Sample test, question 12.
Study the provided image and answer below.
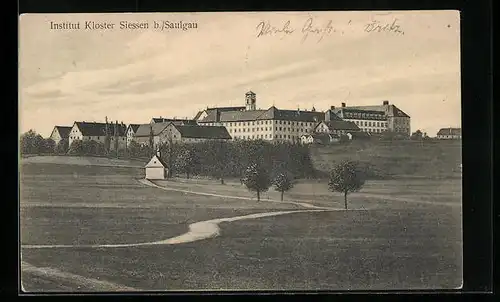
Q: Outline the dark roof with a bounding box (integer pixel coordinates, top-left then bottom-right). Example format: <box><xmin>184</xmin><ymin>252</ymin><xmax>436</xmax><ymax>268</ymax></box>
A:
<box><xmin>53</xmin><ymin>126</ymin><xmax>72</xmax><ymax>138</ymax></box>
<box><xmin>175</xmin><ymin>125</ymin><xmax>231</xmax><ymax>139</ymax></box>
<box><xmin>437</xmin><ymin>128</ymin><xmax>461</xmax><ymax>136</ymax></box>
<box><xmin>198</xmin><ymin>106</ymin><xmax>325</xmax><ymax>123</ymax></box>
<box><xmin>151</xmin><ymin>118</ymin><xmax>197</xmax><ymax>125</ymax></box>
<box><xmin>135</xmin><ymin>123</ymin><xmax>168</xmax><ymax>137</ymax></box>
<box><xmin>127</xmin><ymin>124</ymin><xmax>141</xmax><ymax>133</ymax></box>
<box><xmin>206</xmin><ymin>106</ymin><xmax>246</xmax><ymax>111</ymax></box>
<box><xmin>348</xmin><ymin>131</ymin><xmax>371</xmax><ymax>138</ymax></box>
<box><xmin>342</xmin><ymin>104</ymin><xmax>410</xmax><ymax>118</ymax></box>
<box><xmin>74</xmin><ymin>122</ymin><xmax>127</xmax><ymax>136</ymax></box>
<box><xmin>319</xmin><ymin>120</ymin><xmax>360</xmax><ymax>131</ymax></box>
<box><xmin>308</xmin><ymin>133</ymin><xmax>339</xmax><ymax>144</ymax></box>
<box><xmin>334</xmin><ymin>108</ymin><xmax>387</xmax><ymax>121</ymax></box>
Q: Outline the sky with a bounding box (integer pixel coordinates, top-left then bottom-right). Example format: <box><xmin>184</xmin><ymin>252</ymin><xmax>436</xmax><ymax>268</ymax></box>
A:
<box><xmin>19</xmin><ymin>11</ymin><xmax>461</xmax><ymax>137</ymax></box>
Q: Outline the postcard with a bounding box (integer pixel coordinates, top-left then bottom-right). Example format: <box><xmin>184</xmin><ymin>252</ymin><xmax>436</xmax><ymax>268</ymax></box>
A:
<box><xmin>19</xmin><ymin>11</ymin><xmax>462</xmax><ymax>292</ymax></box>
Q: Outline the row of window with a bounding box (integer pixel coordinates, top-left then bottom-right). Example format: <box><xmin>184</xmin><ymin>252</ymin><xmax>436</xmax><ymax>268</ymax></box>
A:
<box><xmin>233</xmin><ymin>134</ymin><xmax>301</xmax><ymax>140</ymax></box>
<box><xmin>361</xmin><ymin>128</ymin><xmax>385</xmax><ymax>133</ymax></box>
<box><xmin>353</xmin><ymin>120</ymin><xmax>388</xmax><ymax>127</ymax></box>
<box><xmin>344</xmin><ymin>112</ymin><xmax>384</xmax><ymax>119</ymax></box>
<box><xmin>205</xmin><ymin>120</ymin><xmax>316</xmax><ymax>127</ymax></box>
<box><xmin>229</xmin><ymin>127</ymin><xmax>311</xmax><ymax>133</ymax></box>
<box><xmin>70</xmin><ymin>136</ymin><xmax>126</xmax><ymax>141</ymax></box>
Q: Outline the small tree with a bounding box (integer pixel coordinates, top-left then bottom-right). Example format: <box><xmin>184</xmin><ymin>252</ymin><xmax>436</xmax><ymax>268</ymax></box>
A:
<box><xmin>411</xmin><ymin>130</ymin><xmax>424</xmax><ymax>140</ymax></box>
<box><xmin>175</xmin><ymin>148</ymin><xmax>198</xmax><ymax>179</ymax></box>
<box><xmin>128</xmin><ymin>141</ymin><xmax>141</xmax><ymax>158</ymax></box>
<box><xmin>273</xmin><ymin>172</ymin><xmax>294</xmax><ymax>201</ymax></box>
<box><xmin>242</xmin><ymin>163</ymin><xmax>271</xmax><ymax>202</ymax></box>
<box><xmin>114</xmin><ymin>121</ymin><xmax>119</xmax><ymax>158</ymax></box>
<box><xmin>20</xmin><ymin>130</ymin><xmax>44</xmax><ymax>155</ymax></box>
<box><xmin>42</xmin><ymin>138</ymin><xmax>56</xmax><ymax>154</ymax></box>
<box><xmin>148</xmin><ymin>124</ymin><xmax>155</xmax><ymax>157</ymax></box>
<box><xmin>56</xmin><ymin>138</ymin><xmax>69</xmax><ymax>154</ymax></box>
<box><xmin>68</xmin><ymin>140</ymin><xmax>84</xmax><ymax>155</ymax></box>
<box><xmin>104</xmin><ymin>116</ymin><xmax>111</xmax><ymax>154</ymax></box>
<box><xmin>328</xmin><ymin>160</ymin><xmax>366</xmax><ymax>210</ymax></box>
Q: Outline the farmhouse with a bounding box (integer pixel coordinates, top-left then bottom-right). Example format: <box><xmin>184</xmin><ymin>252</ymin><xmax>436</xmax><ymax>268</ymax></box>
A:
<box><xmin>162</xmin><ymin>123</ymin><xmax>232</xmax><ymax>143</ymax></box>
<box><xmin>313</xmin><ymin>120</ymin><xmax>360</xmax><ymax>135</ymax></box>
<box><xmin>49</xmin><ymin>126</ymin><xmax>72</xmax><ymax>145</ymax></box>
<box><xmin>436</xmin><ymin>127</ymin><xmax>461</xmax><ymax>140</ymax></box>
<box><xmin>145</xmin><ymin>153</ymin><xmax>168</xmax><ymax>180</ymax></box>
<box><xmin>332</xmin><ymin>101</ymin><xmax>411</xmax><ymax>136</ymax></box>
<box><xmin>132</xmin><ymin>122</ymin><xmax>231</xmax><ymax>148</ymax></box>
<box><xmin>195</xmin><ymin>91</ymin><xmax>325</xmax><ymax>143</ymax></box>
<box><xmin>126</xmin><ymin>124</ymin><xmax>141</xmax><ymax>146</ymax></box>
<box><xmin>68</xmin><ymin>121</ymin><xmax>127</xmax><ymax>149</ymax></box>
<box><xmin>301</xmin><ymin>133</ymin><xmax>341</xmax><ymax>145</ymax></box>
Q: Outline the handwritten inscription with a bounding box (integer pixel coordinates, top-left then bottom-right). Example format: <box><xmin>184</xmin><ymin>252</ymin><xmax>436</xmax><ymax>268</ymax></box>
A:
<box><xmin>255</xmin><ymin>17</ymin><xmax>405</xmax><ymax>42</ymax></box>
<box><xmin>301</xmin><ymin>18</ymin><xmax>334</xmax><ymax>43</ymax></box>
<box><xmin>256</xmin><ymin>20</ymin><xmax>295</xmax><ymax>39</ymax></box>
<box><xmin>364</xmin><ymin>18</ymin><xmax>404</xmax><ymax>35</ymax></box>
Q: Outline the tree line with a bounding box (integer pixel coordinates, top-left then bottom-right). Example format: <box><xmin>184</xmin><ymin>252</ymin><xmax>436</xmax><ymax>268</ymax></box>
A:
<box><xmin>240</xmin><ymin>159</ymin><xmax>365</xmax><ymax>209</ymax></box>
<box><xmin>156</xmin><ymin>139</ymin><xmax>318</xmax><ymax>183</ymax></box>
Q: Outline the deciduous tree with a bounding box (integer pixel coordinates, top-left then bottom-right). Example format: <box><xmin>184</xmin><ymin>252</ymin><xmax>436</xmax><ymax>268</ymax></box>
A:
<box><xmin>328</xmin><ymin>160</ymin><xmax>366</xmax><ymax>210</ymax></box>
<box><xmin>175</xmin><ymin>148</ymin><xmax>198</xmax><ymax>179</ymax></box>
<box><xmin>273</xmin><ymin>172</ymin><xmax>294</xmax><ymax>201</ymax></box>
<box><xmin>242</xmin><ymin>163</ymin><xmax>271</xmax><ymax>202</ymax></box>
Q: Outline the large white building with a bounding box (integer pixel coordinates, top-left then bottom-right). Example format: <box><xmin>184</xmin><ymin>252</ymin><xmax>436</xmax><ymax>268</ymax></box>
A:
<box><xmin>194</xmin><ymin>91</ymin><xmax>325</xmax><ymax>143</ymax></box>
<box><xmin>332</xmin><ymin>101</ymin><xmax>411</xmax><ymax>136</ymax></box>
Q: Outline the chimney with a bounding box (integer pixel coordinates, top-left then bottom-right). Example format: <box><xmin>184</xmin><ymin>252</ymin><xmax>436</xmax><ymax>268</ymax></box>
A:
<box><xmin>383</xmin><ymin>100</ymin><xmax>389</xmax><ymax>105</ymax></box>
<box><xmin>330</xmin><ymin>106</ymin><xmax>335</xmax><ymax>110</ymax></box>
<box><xmin>341</xmin><ymin>102</ymin><xmax>346</xmax><ymax>108</ymax></box>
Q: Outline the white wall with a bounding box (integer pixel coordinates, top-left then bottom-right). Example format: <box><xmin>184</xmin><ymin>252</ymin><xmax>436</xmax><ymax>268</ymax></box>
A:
<box><xmin>146</xmin><ymin>167</ymin><xmax>165</xmax><ymax>180</ymax></box>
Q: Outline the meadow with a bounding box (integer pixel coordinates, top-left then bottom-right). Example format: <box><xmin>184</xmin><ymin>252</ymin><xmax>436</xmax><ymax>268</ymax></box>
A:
<box><xmin>20</xmin><ymin>159</ymin><xmax>462</xmax><ymax>291</ymax></box>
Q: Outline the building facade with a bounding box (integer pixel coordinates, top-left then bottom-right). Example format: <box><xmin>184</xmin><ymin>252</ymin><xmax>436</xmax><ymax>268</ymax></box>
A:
<box><xmin>126</xmin><ymin>124</ymin><xmax>141</xmax><ymax>146</ymax></box>
<box><xmin>301</xmin><ymin>133</ymin><xmax>341</xmax><ymax>145</ymax></box>
<box><xmin>313</xmin><ymin>119</ymin><xmax>360</xmax><ymax>135</ymax></box>
<box><xmin>49</xmin><ymin>126</ymin><xmax>72</xmax><ymax>145</ymax></box>
<box><xmin>132</xmin><ymin>122</ymin><xmax>231</xmax><ymax>148</ymax></box>
<box><xmin>333</xmin><ymin>101</ymin><xmax>411</xmax><ymax>136</ymax></box>
<box><xmin>194</xmin><ymin>91</ymin><xmax>325</xmax><ymax>143</ymax></box>
<box><xmin>68</xmin><ymin>121</ymin><xmax>127</xmax><ymax>149</ymax></box>
<box><xmin>436</xmin><ymin>127</ymin><xmax>461</xmax><ymax>139</ymax></box>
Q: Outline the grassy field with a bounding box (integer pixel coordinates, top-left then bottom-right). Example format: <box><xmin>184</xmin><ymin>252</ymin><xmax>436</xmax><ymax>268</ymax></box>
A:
<box><xmin>21</xmin><ymin>208</ymin><xmax>462</xmax><ymax>291</ymax></box>
<box><xmin>309</xmin><ymin>139</ymin><xmax>462</xmax><ymax>178</ymax></box>
<box><xmin>20</xmin><ymin>159</ymin><xmax>463</xmax><ymax>291</ymax></box>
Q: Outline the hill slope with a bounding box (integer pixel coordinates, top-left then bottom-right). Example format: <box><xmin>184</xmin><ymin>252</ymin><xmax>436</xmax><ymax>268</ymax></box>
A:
<box><xmin>309</xmin><ymin>140</ymin><xmax>462</xmax><ymax>179</ymax></box>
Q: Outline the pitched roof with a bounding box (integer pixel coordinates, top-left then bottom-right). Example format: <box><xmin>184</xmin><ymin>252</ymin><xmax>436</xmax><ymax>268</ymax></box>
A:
<box><xmin>174</xmin><ymin>125</ymin><xmax>231</xmax><ymax>139</ymax></box>
<box><xmin>437</xmin><ymin>128</ymin><xmax>461</xmax><ymax>136</ymax></box>
<box><xmin>257</xmin><ymin>107</ymin><xmax>325</xmax><ymax>122</ymax></box>
<box><xmin>53</xmin><ymin>126</ymin><xmax>72</xmax><ymax>138</ymax></box>
<box><xmin>310</xmin><ymin>133</ymin><xmax>339</xmax><ymax>144</ymax></box>
<box><xmin>151</xmin><ymin>118</ymin><xmax>197</xmax><ymax>125</ymax></box>
<box><xmin>198</xmin><ymin>106</ymin><xmax>325</xmax><ymax>123</ymax></box>
<box><xmin>207</xmin><ymin>106</ymin><xmax>246</xmax><ymax>111</ymax></box>
<box><xmin>134</xmin><ymin>122</ymin><xmax>169</xmax><ymax>137</ymax></box>
<box><xmin>74</xmin><ymin>122</ymin><xmax>127</xmax><ymax>136</ymax></box>
<box><xmin>348</xmin><ymin>131</ymin><xmax>371</xmax><ymax>138</ymax></box>
<box><xmin>343</xmin><ymin>104</ymin><xmax>410</xmax><ymax>118</ymax></box>
<box><xmin>127</xmin><ymin>124</ymin><xmax>141</xmax><ymax>133</ymax></box>
<box><xmin>334</xmin><ymin>108</ymin><xmax>387</xmax><ymax>121</ymax></box>
<box><xmin>319</xmin><ymin>120</ymin><xmax>360</xmax><ymax>131</ymax></box>
<box><xmin>145</xmin><ymin>154</ymin><xmax>168</xmax><ymax>168</ymax></box>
